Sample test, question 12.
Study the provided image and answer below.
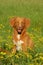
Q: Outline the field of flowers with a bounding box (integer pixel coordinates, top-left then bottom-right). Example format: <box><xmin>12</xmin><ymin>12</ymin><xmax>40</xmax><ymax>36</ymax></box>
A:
<box><xmin>0</xmin><ymin>0</ymin><xmax>43</xmax><ymax>65</ymax></box>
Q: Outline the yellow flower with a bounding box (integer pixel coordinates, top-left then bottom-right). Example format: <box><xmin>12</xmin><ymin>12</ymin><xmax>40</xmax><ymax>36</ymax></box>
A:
<box><xmin>35</xmin><ymin>53</ymin><xmax>38</xmax><ymax>57</ymax></box>
<box><xmin>25</xmin><ymin>52</ymin><xmax>32</xmax><ymax>59</ymax></box>
<box><xmin>5</xmin><ymin>43</ymin><xmax>8</xmax><ymax>46</ymax></box>
<box><xmin>19</xmin><ymin>53</ymin><xmax>22</xmax><ymax>56</ymax></box>
<box><xmin>30</xmin><ymin>64</ymin><xmax>34</xmax><ymax>65</ymax></box>
<box><xmin>0</xmin><ymin>24</ymin><xmax>3</xmax><ymax>26</ymax></box>
<box><xmin>29</xmin><ymin>55</ymin><xmax>32</xmax><ymax>59</ymax></box>
<box><xmin>15</xmin><ymin>55</ymin><xmax>19</xmax><ymax>58</ymax></box>
<box><xmin>24</xmin><ymin>52</ymin><xmax>30</xmax><ymax>58</ymax></box>
<box><xmin>0</xmin><ymin>56</ymin><xmax>4</xmax><ymax>59</ymax></box>
<box><xmin>3</xmin><ymin>52</ymin><xmax>6</xmax><ymax>55</ymax></box>
<box><xmin>9</xmin><ymin>54</ymin><xmax>13</xmax><ymax>57</ymax></box>
<box><xmin>33</xmin><ymin>58</ymin><xmax>39</xmax><ymax>61</ymax></box>
<box><xmin>0</xmin><ymin>24</ymin><xmax>5</xmax><ymax>29</ymax></box>
<box><xmin>40</xmin><ymin>56</ymin><xmax>43</xmax><ymax>60</ymax></box>
<box><xmin>39</xmin><ymin>37</ymin><xmax>43</xmax><ymax>42</ymax></box>
<box><xmin>0</xmin><ymin>52</ymin><xmax>6</xmax><ymax>55</ymax></box>
<box><xmin>15</xmin><ymin>64</ymin><xmax>18</xmax><ymax>65</ymax></box>
<box><xmin>39</xmin><ymin>53</ymin><xmax>43</xmax><ymax>56</ymax></box>
<box><xmin>3</xmin><ymin>25</ymin><xmax>5</xmax><ymax>28</ymax></box>
<box><xmin>28</xmin><ymin>47</ymin><xmax>34</xmax><ymax>52</ymax></box>
<box><xmin>35</xmin><ymin>63</ymin><xmax>39</xmax><ymax>65</ymax></box>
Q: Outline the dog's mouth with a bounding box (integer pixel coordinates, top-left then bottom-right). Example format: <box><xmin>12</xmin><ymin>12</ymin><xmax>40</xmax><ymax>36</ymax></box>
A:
<box><xmin>17</xmin><ymin>28</ymin><xmax>23</xmax><ymax>34</ymax></box>
<box><xmin>17</xmin><ymin>29</ymin><xmax>22</xmax><ymax>34</ymax></box>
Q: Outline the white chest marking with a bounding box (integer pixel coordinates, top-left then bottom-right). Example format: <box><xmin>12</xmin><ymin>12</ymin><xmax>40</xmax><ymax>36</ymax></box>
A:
<box><xmin>17</xmin><ymin>34</ymin><xmax>20</xmax><ymax>40</ymax></box>
<box><xmin>13</xmin><ymin>40</ymin><xmax>24</xmax><ymax>51</ymax></box>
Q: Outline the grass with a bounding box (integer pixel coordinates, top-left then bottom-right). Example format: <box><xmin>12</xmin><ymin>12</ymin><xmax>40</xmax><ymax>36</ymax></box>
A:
<box><xmin>0</xmin><ymin>0</ymin><xmax>43</xmax><ymax>65</ymax></box>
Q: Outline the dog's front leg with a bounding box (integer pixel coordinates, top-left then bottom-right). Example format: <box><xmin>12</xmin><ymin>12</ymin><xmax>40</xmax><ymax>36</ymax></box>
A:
<box><xmin>22</xmin><ymin>43</ymin><xmax>27</xmax><ymax>52</ymax></box>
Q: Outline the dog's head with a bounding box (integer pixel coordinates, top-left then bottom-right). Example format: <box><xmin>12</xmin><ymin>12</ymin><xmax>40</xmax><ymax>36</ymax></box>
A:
<box><xmin>10</xmin><ymin>17</ymin><xmax>30</xmax><ymax>34</ymax></box>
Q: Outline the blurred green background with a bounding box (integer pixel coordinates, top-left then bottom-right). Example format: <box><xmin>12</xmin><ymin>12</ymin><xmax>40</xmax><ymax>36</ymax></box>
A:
<box><xmin>0</xmin><ymin>0</ymin><xmax>43</xmax><ymax>53</ymax></box>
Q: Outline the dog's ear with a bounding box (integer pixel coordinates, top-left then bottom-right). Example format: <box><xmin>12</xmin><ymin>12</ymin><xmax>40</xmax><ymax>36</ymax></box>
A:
<box><xmin>10</xmin><ymin>17</ymin><xmax>16</xmax><ymax>27</ymax></box>
<box><xmin>24</xmin><ymin>18</ymin><xmax>30</xmax><ymax>28</ymax></box>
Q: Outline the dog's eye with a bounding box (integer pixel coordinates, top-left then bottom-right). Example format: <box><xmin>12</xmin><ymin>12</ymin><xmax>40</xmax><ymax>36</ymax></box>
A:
<box><xmin>21</xmin><ymin>22</ymin><xmax>25</xmax><ymax>25</ymax></box>
<box><xmin>16</xmin><ymin>21</ymin><xmax>19</xmax><ymax>25</ymax></box>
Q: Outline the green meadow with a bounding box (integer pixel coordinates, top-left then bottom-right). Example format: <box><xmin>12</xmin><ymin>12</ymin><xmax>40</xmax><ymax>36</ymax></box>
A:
<box><xmin>0</xmin><ymin>0</ymin><xmax>43</xmax><ymax>65</ymax></box>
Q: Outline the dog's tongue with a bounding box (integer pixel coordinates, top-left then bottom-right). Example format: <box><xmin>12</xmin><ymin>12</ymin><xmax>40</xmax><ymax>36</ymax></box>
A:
<box><xmin>18</xmin><ymin>29</ymin><xmax>21</xmax><ymax>32</ymax></box>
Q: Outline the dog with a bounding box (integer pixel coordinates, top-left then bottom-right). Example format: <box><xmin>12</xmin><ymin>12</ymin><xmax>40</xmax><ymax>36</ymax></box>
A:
<box><xmin>10</xmin><ymin>17</ymin><xmax>34</xmax><ymax>53</ymax></box>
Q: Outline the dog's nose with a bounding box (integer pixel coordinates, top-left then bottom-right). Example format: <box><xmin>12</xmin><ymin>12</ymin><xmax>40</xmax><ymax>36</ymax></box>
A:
<box><xmin>18</xmin><ymin>27</ymin><xmax>22</xmax><ymax>29</ymax></box>
<box><xmin>19</xmin><ymin>24</ymin><xmax>22</xmax><ymax>29</ymax></box>
<box><xmin>19</xmin><ymin>24</ymin><xmax>21</xmax><ymax>27</ymax></box>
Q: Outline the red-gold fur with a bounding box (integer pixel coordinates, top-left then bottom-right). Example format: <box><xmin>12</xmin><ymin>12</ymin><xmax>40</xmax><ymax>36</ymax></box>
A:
<box><xmin>10</xmin><ymin>17</ymin><xmax>34</xmax><ymax>53</ymax></box>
